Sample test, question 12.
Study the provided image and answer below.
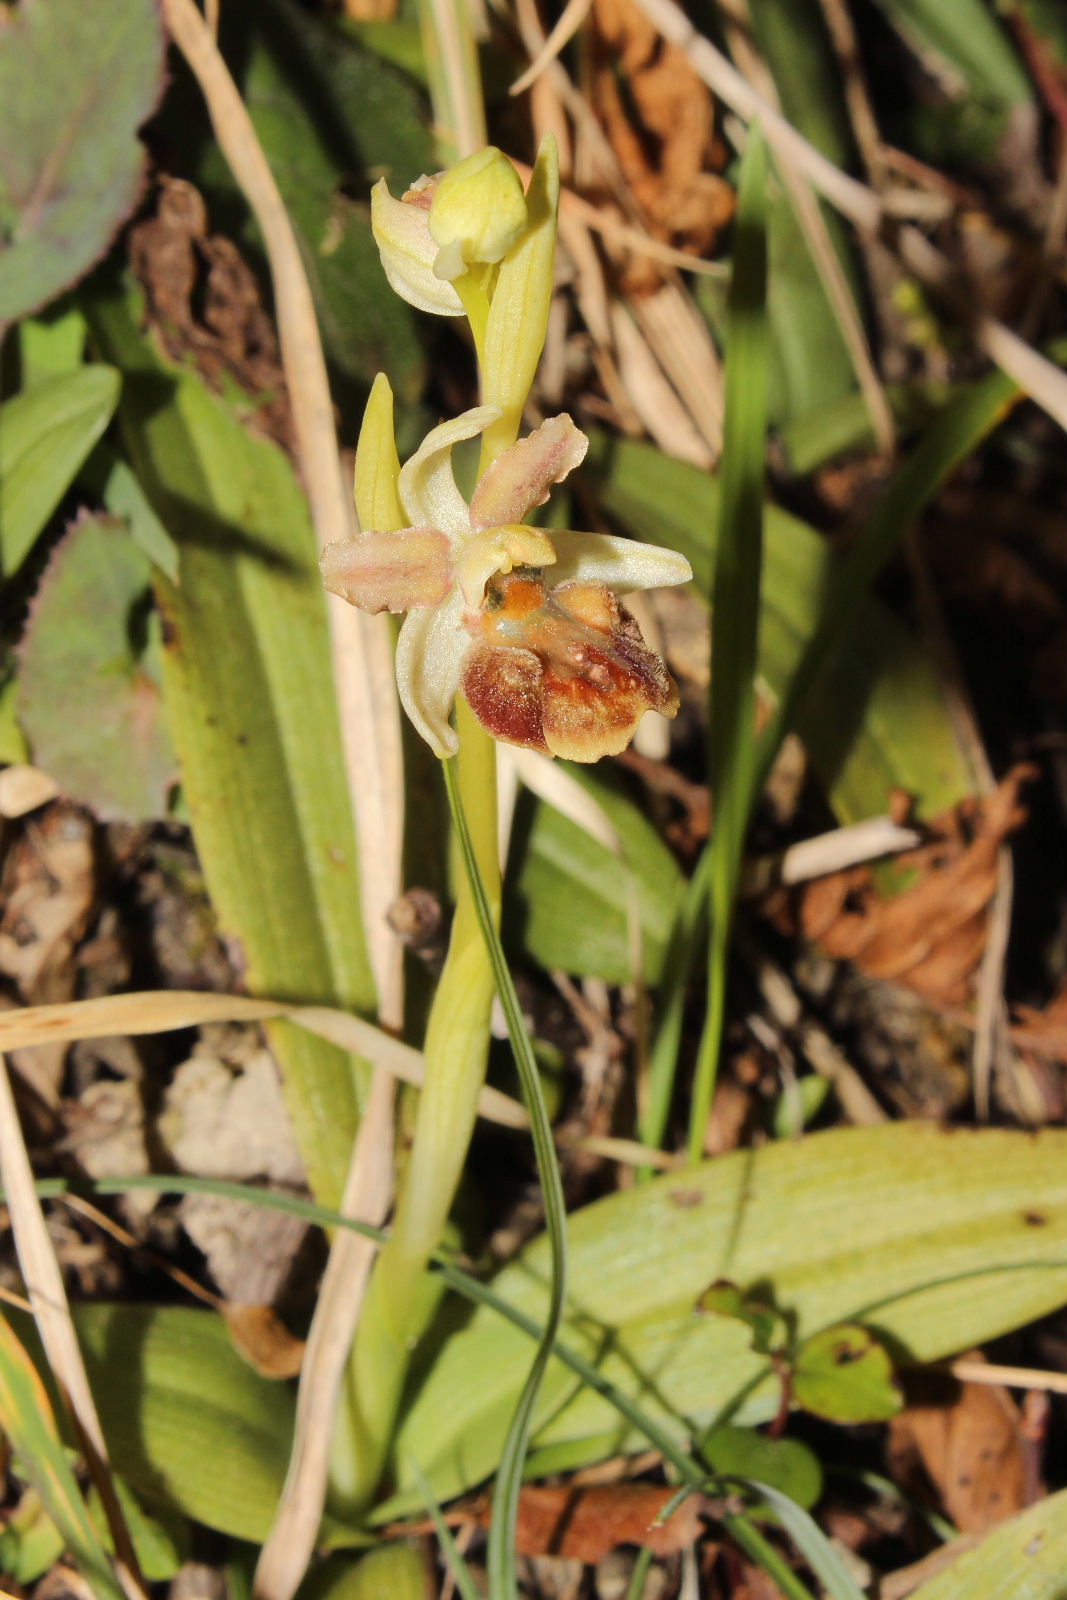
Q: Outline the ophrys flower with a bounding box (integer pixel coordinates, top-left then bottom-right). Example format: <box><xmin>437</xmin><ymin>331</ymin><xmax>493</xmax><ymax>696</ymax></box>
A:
<box><xmin>321</xmin><ymin>393</ymin><xmax>691</xmax><ymax>760</ymax></box>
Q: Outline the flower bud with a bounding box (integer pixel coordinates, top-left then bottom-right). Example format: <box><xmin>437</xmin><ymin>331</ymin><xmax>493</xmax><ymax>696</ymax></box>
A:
<box><xmin>428</xmin><ymin>148</ymin><xmax>528</xmax><ymax>282</ymax></box>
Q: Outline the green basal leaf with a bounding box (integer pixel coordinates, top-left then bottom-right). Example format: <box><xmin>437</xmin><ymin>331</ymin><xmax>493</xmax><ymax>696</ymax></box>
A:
<box><xmin>0</xmin><ymin>366</ymin><xmax>120</xmax><ymax>580</ymax></box>
<box><xmin>81</xmin><ymin>443</ymin><xmax>181</xmax><ymax>583</ymax></box>
<box><xmin>509</xmin><ymin>765</ymin><xmax>684</xmax><ymax>984</ymax></box>
<box><xmin>792</xmin><ymin>1324</ymin><xmax>902</xmax><ymax>1423</ymax></box>
<box><xmin>383</xmin><ymin>1124</ymin><xmax>1066</xmax><ymax>1514</ymax></box>
<box><xmin>299</xmin><ymin>1545</ymin><xmax>430</xmax><ymax>1600</ymax></box>
<box><xmin>16</xmin><ymin>300</ymin><xmax>87</xmax><ymax>387</ymax></box>
<box><xmin>907</xmin><ymin>1490</ymin><xmax>1067</xmax><ymax>1600</ymax></box>
<box><xmin>0</xmin><ymin>0</ymin><xmax>164</xmax><ymax>323</ymax></box>
<box><xmin>17</xmin><ymin>513</ymin><xmax>176</xmax><ymax>822</ymax></box>
<box><xmin>84</xmin><ymin>274</ymin><xmax>375</xmax><ymax>1206</ymax></box>
<box><xmin>583</xmin><ymin>430</ymin><xmax>977</xmax><ymax>823</ymax></box>
<box><xmin>88</xmin><ymin>1477</ymin><xmax>187</xmax><ymax>1583</ymax></box>
<box><xmin>873</xmin><ymin>0</ymin><xmax>1032</xmax><ymax>105</ymax></box>
<box><xmin>703</xmin><ymin>1424</ymin><xmax>823</xmax><ymax>1512</ymax></box>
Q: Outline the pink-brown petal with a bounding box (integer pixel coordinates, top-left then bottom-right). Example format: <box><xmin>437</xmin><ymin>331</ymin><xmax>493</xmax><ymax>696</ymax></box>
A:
<box><xmin>319</xmin><ymin>527</ymin><xmax>451</xmax><ymax>614</ymax></box>
<box><xmin>461</xmin><ymin>643</ymin><xmax>549</xmax><ymax>752</ymax></box>
<box><xmin>468</xmin><ymin>414</ymin><xmax>588</xmax><ymax>532</ymax></box>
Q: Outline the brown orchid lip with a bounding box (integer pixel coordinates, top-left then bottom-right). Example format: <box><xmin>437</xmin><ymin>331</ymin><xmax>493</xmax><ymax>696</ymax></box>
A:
<box><xmin>462</xmin><ymin>572</ymin><xmax>679</xmax><ymax>761</ymax></box>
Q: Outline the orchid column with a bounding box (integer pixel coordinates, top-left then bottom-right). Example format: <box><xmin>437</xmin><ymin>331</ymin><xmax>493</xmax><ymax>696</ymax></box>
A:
<box><xmin>320</xmin><ymin>139</ymin><xmax>691</xmax><ymax>1513</ymax></box>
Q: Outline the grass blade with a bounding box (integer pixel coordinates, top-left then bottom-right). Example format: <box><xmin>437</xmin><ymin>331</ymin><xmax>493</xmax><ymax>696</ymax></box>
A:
<box><xmin>753</xmin><ymin>366</ymin><xmax>1019</xmax><ymax>799</ymax></box>
<box><xmin>688</xmin><ymin>125</ymin><xmax>770</xmax><ymax>1161</ymax></box>
<box><xmin>408</xmin><ymin>1455</ymin><xmax>483</xmax><ymax>1600</ymax></box>
<box><xmin>443</xmin><ymin>756</ymin><xmax>567</xmax><ymax>1600</ymax></box>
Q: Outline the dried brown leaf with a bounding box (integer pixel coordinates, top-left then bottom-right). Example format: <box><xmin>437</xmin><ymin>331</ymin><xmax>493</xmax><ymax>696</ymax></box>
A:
<box><xmin>223</xmin><ymin>1304</ymin><xmax>306</xmax><ymax>1380</ymax></box>
<box><xmin>587</xmin><ymin>0</ymin><xmax>733</xmax><ymax>293</ymax></box>
<box><xmin>887</xmin><ymin>1363</ymin><xmax>1032</xmax><ymax>1535</ymax></box>
<box><xmin>478</xmin><ymin>1482</ymin><xmax>703</xmax><ymax>1561</ymax></box>
<box><xmin>766</xmin><ymin>767</ymin><xmax>1035</xmax><ymax>1007</ymax></box>
<box><xmin>128</xmin><ymin>176</ymin><xmax>291</xmax><ymax>450</ymax></box>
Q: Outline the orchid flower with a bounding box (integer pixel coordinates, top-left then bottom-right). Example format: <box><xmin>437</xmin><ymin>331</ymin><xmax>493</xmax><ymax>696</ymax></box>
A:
<box><xmin>321</xmin><ymin>392</ymin><xmax>692</xmax><ymax>762</ymax></box>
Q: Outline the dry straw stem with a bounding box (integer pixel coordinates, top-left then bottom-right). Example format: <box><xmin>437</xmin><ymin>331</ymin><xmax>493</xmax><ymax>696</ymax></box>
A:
<box><xmin>947</xmin><ymin>1359</ymin><xmax>1067</xmax><ymax>1395</ymax></box>
<box><xmin>0</xmin><ymin>1052</ymin><xmax>147</xmax><ymax>1600</ymax></box>
<box><xmin>631</xmin><ymin>0</ymin><xmax>1067</xmax><ymax>429</ymax></box>
<box><xmin>254</xmin><ymin>1068</ymin><xmax>396</xmax><ymax>1600</ymax></box>
<box><xmin>0</xmin><ymin>989</ymin><xmax>528</xmax><ymax>1129</ymax></box>
<box><xmin>0</xmin><ymin>992</ymin><xmax>681</xmax><ymax>1168</ymax></box>
<box><xmin>160</xmin><ymin>0</ymin><xmax>404</xmax><ymax>1019</ymax></box>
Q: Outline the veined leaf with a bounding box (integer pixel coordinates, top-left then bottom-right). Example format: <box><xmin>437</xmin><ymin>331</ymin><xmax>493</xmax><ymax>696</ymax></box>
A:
<box><xmin>301</xmin><ymin>1545</ymin><xmax>430</xmax><ymax>1600</ymax></box>
<box><xmin>0</xmin><ymin>366</ymin><xmax>119</xmax><ymax>580</ymax></box>
<box><xmin>583</xmin><ymin>431</ymin><xmax>977</xmax><ymax>823</ymax></box>
<box><xmin>909</xmin><ymin>1490</ymin><xmax>1067</xmax><ymax>1600</ymax></box>
<box><xmin>873</xmin><ymin>0</ymin><xmax>1032</xmax><ymax>104</ymax></box>
<box><xmin>11</xmin><ymin>1303</ymin><xmax>293</xmax><ymax>1545</ymax></box>
<box><xmin>383</xmin><ymin>1124</ymin><xmax>1067</xmax><ymax>1514</ymax></box>
<box><xmin>17</xmin><ymin>513</ymin><xmax>175</xmax><ymax>822</ymax></box>
<box><xmin>509</xmin><ymin>766</ymin><xmax>684</xmax><ymax>984</ymax></box>
<box><xmin>0</xmin><ymin>0</ymin><xmax>164</xmax><ymax>323</ymax></box>
<box><xmin>85</xmin><ymin>275</ymin><xmax>375</xmax><ymax>1207</ymax></box>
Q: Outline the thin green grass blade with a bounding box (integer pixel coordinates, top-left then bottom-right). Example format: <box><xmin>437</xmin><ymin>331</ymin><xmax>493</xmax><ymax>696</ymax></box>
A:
<box><xmin>408</xmin><ymin>1455</ymin><xmax>483</xmax><ymax>1600</ymax></box>
<box><xmin>443</xmin><ymin>757</ymin><xmax>567</xmax><ymax>1600</ymax></box>
<box><xmin>689</xmin><ymin>126</ymin><xmax>770</xmax><ymax>1163</ymax></box>
<box><xmin>723</xmin><ymin>1511</ymin><xmax>819</xmax><ymax>1600</ymax></box>
<box><xmin>0</xmin><ymin>1316</ymin><xmax>125</xmax><ymax>1600</ymax></box>
<box><xmin>753</xmin><ymin>366</ymin><xmax>1019</xmax><ymax>800</ymax></box>
<box><xmin>742</xmin><ymin>1481</ymin><xmax>866</xmax><ymax>1600</ymax></box>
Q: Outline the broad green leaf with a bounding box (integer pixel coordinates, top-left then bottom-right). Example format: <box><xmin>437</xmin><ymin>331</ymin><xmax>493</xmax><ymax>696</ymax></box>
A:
<box><xmin>85</xmin><ymin>276</ymin><xmax>375</xmax><ymax>1206</ymax></box>
<box><xmin>792</xmin><ymin>1324</ymin><xmax>902</xmax><ymax>1423</ymax></box>
<box><xmin>82</xmin><ymin>444</ymin><xmax>181</xmax><ymax>583</ymax></box>
<box><xmin>72</xmin><ymin>1304</ymin><xmax>289</xmax><ymax>1545</ymax></box>
<box><xmin>0</xmin><ymin>1314</ymin><xmax>124</xmax><ymax>1600</ymax></box>
<box><xmin>88</xmin><ymin>1477</ymin><xmax>187</xmax><ymax>1583</ymax></box>
<box><xmin>0</xmin><ymin>0</ymin><xmax>163</xmax><ymax>323</ymax></box>
<box><xmin>909</xmin><ymin>1490</ymin><xmax>1067</xmax><ymax>1600</ymax></box>
<box><xmin>747</xmin><ymin>0</ymin><xmax>853</xmax><ymax>166</ymax></box>
<box><xmin>583</xmin><ymin>431</ymin><xmax>976</xmax><ymax>823</ymax></box>
<box><xmin>17</xmin><ymin>513</ymin><xmax>176</xmax><ymax>822</ymax></box>
<box><xmin>509</xmin><ymin>766</ymin><xmax>684</xmax><ymax>984</ymax></box>
<box><xmin>161</xmin><ymin>0</ymin><xmax>430</xmax><ymax>416</ymax></box>
<box><xmin>384</xmin><ymin>1124</ymin><xmax>1067</xmax><ymax>1515</ymax></box>
<box><xmin>0</xmin><ymin>366</ymin><xmax>120</xmax><ymax>579</ymax></box>
<box><xmin>300</xmin><ymin>1545</ymin><xmax>430</xmax><ymax>1600</ymax></box>
<box><xmin>17</xmin><ymin>300</ymin><xmax>87</xmax><ymax>386</ymax></box>
<box><xmin>703</xmin><ymin>1425</ymin><xmax>823</xmax><ymax>1511</ymax></box>
<box><xmin>873</xmin><ymin>0</ymin><xmax>1032</xmax><ymax>105</ymax></box>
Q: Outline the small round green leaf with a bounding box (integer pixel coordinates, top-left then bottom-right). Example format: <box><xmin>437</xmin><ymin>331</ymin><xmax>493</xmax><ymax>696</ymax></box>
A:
<box><xmin>792</xmin><ymin>1324</ymin><xmax>902</xmax><ymax>1423</ymax></box>
<box><xmin>703</xmin><ymin>1424</ymin><xmax>823</xmax><ymax>1510</ymax></box>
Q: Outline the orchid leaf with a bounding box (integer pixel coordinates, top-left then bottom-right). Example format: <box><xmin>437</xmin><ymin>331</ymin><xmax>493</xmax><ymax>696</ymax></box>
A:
<box><xmin>382</xmin><ymin>1124</ymin><xmax>1066</xmax><ymax>1514</ymax></box>
<box><xmin>0</xmin><ymin>365</ymin><xmax>119</xmax><ymax>580</ymax></box>
<box><xmin>0</xmin><ymin>0</ymin><xmax>164</xmax><ymax>323</ymax></box>
<box><xmin>17</xmin><ymin>513</ymin><xmax>175</xmax><ymax>822</ymax></box>
<box><xmin>84</xmin><ymin>273</ymin><xmax>375</xmax><ymax>1207</ymax></box>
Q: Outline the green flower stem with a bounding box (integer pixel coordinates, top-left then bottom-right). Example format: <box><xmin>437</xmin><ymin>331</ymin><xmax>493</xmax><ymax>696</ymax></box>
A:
<box><xmin>330</xmin><ymin>701</ymin><xmax>499</xmax><ymax>1515</ymax></box>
